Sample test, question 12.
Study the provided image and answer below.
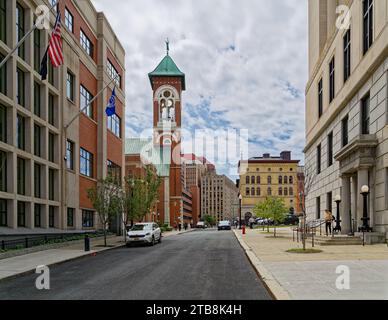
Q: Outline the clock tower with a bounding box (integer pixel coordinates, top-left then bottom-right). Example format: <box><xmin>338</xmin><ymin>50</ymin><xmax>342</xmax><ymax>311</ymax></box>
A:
<box><xmin>148</xmin><ymin>44</ymin><xmax>186</xmax><ymax>227</ymax></box>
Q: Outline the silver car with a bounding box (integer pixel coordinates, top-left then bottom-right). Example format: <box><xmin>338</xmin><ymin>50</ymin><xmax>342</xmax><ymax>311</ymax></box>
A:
<box><xmin>126</xmin><ymin>223</ymin><xmax>162</xmax><ymax>246</ymax></box>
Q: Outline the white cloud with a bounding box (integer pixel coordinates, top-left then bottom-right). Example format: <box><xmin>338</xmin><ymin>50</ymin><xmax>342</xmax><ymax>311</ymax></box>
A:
<box><xmin>92</xmin><ymin>0</ymin><xmax>308</xmax><ymax>177</ymax></box>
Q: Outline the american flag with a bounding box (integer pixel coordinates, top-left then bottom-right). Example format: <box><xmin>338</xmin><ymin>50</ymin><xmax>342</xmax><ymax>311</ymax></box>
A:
<box><xmin>48</xmin><ymin>12</ymin><xmax>63</xmax><ymax>67</ymax></box>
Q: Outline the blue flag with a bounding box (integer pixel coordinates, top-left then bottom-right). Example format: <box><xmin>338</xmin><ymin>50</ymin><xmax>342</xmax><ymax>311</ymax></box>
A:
<box><xmin>106</xmin><ymin>87</ymin><xmax>116</xmax><ymax>117</ymax></box>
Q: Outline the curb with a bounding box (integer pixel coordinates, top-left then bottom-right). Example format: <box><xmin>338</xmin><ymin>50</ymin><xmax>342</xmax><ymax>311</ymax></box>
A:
<box><xmin>0</xmin><ymin>242</ymin><xmax>126</xmax><ymax>283</ymax></box>
<box><xmin>233</xmin><ymin>230</ymin><xmax>291</xmax><ymax>300</ymax></box>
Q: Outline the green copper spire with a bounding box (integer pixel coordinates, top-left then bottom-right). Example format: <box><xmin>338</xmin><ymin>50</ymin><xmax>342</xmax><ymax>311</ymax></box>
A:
<box><xmin>148</xmin><ymin>42</ymin><xmax>186</xmax><ymax>90</ymax></box>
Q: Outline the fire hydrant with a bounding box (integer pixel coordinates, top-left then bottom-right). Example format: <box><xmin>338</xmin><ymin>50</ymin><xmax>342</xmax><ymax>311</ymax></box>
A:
<box><xmin>242</xmin><ymin>225</ymin><xmax>246</xmax><ymax>235</ymax></box>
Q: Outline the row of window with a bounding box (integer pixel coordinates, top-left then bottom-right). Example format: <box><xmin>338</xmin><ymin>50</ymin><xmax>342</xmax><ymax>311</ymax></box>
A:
<box><xmin>0</xmin><ymin>199</ymin><xmax>94</xmax><ymax>229</ymax></box>
<box><xmin>245</xmin><ymin>187</ymin><xmax>294</xmax><ymax>197</ymax></box>
<box><xmin>316</xmin><ymin>93</ymin><xmax>371</xmax><ymax>174</ymax></box>
<box><xmin>245</xmin><ymin>175</ymin><xmax>294</xmax><ymax>185</ymax></box>
<box><xmin>318</xmin><ymin>0</ymin><xmax>374</xmax><ymax>119</ymax></box>
<box><xmin>246</xmin><ymin>167</ymin><xmax>294</xmax><ymax>173</ymax></box>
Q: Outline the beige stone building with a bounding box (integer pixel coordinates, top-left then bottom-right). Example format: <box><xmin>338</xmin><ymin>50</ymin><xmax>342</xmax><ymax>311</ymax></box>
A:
<box><xmin>305</xmin><ymin>0</ymin><xmax>388</xmax><ymax>242</ymax></box>
<box><xmin>0</xmin><ymin>0</ymin><xmax>125</xmax><ymax>234</ymax></box>
<box><xmin>201</xmin><ymin>171</ymin><xmax>239</xmax><ymax>223</ymax></box>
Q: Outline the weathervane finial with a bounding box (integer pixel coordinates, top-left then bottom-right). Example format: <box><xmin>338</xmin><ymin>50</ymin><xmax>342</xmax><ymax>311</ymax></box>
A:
<box><xmin>166</xmin><ymin>38</ymin><xmax>170</xmax><ymax>55</ymax></box>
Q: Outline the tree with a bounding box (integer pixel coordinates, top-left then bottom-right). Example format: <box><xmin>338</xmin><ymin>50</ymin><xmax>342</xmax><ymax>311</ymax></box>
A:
<box><xmin>87</xmin><ymin>176</ymin><xmax>122</xmax><ymax>247</ymax></box>
<box><xmin>120</xmin><ymin>166</ymin><xmax>161</xmax><ymax>242</ymax></box>
<box><xmin>300</xmin><ymin>167</ymin><xmax>316</xmax><ymax>250</ymax></box>
<box><xmin>253</xmin><ymin>197</ymin><xmax>288</xmax><ymax>238</ymax></box>
<box><xmin>203</xmin><ymin>215</ymin><xmax>216</xmax><ymax>227</ymax></box>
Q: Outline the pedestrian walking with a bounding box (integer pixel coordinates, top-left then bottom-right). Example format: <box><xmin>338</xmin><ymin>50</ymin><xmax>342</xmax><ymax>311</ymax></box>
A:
<box><xmin>184</xmin><ymin>223</ymin><xmax>188</xmax><ymax>231</ymax></box>
<box><xmin>249</xmin><ymin>217</ymin><xmax>255</xmax><ymax>229</ymax></box>
<box><xmin>178</xmin><ymin>223</ymin><xmax>182</xmax><ymax>232</ymax></box>
<box><xmin>324</xmin><ymin>210</ymin><xmax>335</xmax><ymax>236</ymax></box>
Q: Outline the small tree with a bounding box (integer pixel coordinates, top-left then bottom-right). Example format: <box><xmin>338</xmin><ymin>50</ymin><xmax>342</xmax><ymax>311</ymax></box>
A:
<box><xmin>203</xmin><ymin>215</ymin><xmax>216</xmax><ymax>227</ymax></box>
<box><xmin>254</xmin><ymin>197</ymin><xmax>288</xmax><ymax>238</ymax></box>
<box><xmin>87</xmin><ymin>176</ymin><xmax>122</xmax><ymax>247</ymax></box>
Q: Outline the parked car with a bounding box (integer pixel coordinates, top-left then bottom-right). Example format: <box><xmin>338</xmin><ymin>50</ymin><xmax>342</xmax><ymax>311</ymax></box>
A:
<box><xmin>284</xmin><ymin>214</ymin><xmax>299</xmax><ymax>226</ymax></box>
<box><xmin>218</xmin><ymin>221</ymin><xmax>232</xmax><ymax>231</ymax></box>
<box><xmin>126</xmin><ymin>223</ymin><xmax>162</xmax><ymax>246</ymax></box>
<box><xmin>196</xmin><ymin>221</ymin><xmax>206</xmax><ymax>229</ymax></box>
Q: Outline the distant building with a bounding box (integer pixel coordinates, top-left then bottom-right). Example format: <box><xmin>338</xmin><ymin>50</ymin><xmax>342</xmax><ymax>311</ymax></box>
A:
<box><xmin>201</xmin><ymin>172</ymin><xmax>239</xmax><ymax>223</ymax></box>
<box><xmin>239</xmin><ymin>152</ymin><xmax>300</xmax><ymax>220</ymax></box>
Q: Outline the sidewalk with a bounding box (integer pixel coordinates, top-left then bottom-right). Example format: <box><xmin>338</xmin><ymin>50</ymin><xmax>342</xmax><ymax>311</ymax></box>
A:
<box><xmin>0</xmin><ymin>229</ymin><xmax>193</xmax><ymax>282</ymax></box>
<box><xmin>234</xmin><ymin>228</ymin><xmax>388</xmax><ymax>300</ymax></box>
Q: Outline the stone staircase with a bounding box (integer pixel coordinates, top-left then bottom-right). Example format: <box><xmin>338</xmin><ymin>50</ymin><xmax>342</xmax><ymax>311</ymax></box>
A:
<box><xmin>312</xmin><ymin>235</ymin><xmax>363</xmax><ymax>246</ymax></box>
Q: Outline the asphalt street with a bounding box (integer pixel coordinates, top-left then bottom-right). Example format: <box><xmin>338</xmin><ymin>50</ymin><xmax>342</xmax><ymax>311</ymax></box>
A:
<box><xmin>0</xmin><ymin>230</ymin><xmax>272</xmax><ymax>300</ymax></box>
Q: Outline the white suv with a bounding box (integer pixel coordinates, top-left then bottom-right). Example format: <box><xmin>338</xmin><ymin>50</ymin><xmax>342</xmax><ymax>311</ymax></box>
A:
<box><xmin>127</xmin><ymin>223</ymin><xmax>162</xmax><ymax>246</ymax></box>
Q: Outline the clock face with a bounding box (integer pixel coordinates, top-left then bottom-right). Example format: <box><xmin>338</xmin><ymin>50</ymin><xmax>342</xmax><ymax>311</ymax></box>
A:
<box><xmin>164</xmin><ymin>91</ymin><xmax>171</xmax><ymax>98</ymax></box>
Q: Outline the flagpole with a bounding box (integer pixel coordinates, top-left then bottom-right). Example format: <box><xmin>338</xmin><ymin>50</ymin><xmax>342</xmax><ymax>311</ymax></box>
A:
<box><xmin>0</xmin><ymin>0</ymin><xmax>60</xmax><ymax>70</ymax></box>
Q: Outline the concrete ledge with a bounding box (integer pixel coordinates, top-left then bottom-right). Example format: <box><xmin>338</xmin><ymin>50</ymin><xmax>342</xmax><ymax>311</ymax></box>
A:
<box><xmin>233</xmin><ymin>230</ymin><xmax>291</xmax><ymax>300</ymax></box>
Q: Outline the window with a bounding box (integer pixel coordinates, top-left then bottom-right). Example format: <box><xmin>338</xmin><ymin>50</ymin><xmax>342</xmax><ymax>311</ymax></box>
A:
<box><xmin>34</xmin><ymin>28</ymin><xmax>41</xmax><ymax>72</ymax></box>
<box><xmin>278</xmin><ymin>176</ymin><xmax>283</xmax><ymax>184</ymax></box>
<box><xmin>251</xmin><ymin>176</ymin><xmax>255</xmax><ymax>184</ymax></box>
<box><xmin>342</xmin><ymin>115</ymin><xmax>349</xmax><ymax>147</ymax></box>
<box><xmin>34</xmin><ymin>204</ymin><xmax>41</xmax><ymax>228</ymax></box>
<box><xmin>64</xmin><ymin>8</ymin><xmax>73</xmax><ymax>33</ymax></box>
<box><xmin>49</xmin><ymin>169</ymin><xmax>55</xmax><ymax>201</ymax></box>
<box><xmin>34</xmin><ymin>163</ymin><xmax>41</xmax><ymax>198</ymax></box>
<box><xmin>82</xmin><ymin>210</ymin><xmax>94</xmax><ymax>228</ymax></box>
<box><xmin>327</xmin><ymin>192</ymin><xmax>333</xmax><ymax>213</ymax></box>
<box><xmin>246</xmin><ymin>187</ymin><xmax>250</xmax><ymax>196</ymax></box>
<box><xmin>48</xmin><ymin>133</ymin><xmax>55</xmax><ymax>163</ymax></box>
<box><xmin>257</xmin><ymin>188</ymin><xmax>261</xmax><ymax>196</ymax></box>
<box><xmin>50</xmin><ymin>0</ymin><xmax>58</xmax><ymax>12</ymax></box>
<box><xmin>16</xmin><ymin>68</ymin><xmax>25</xmax><ymax>107</ymax></box>
<box><xmin>363</xmin><ymin>0</ymin><xmax>373</xmax><ymax>54</ymax></box>
<box><xmin>80</xmin><ymin>85</ymin><xmax>93</xmax><ymax>119</ymax></box>
<box><xmin>48</xmin><ymin>58</ymin><xmax>54</xmax><ymax>86</ymax></box>
<box><xmin>107</xmin><ymin>160</ymin><xmax>121</xmax><ymax>183</ymax></box>
<box><xmin>34</xmin><ymin>82</ymin><xmax>41</xmax><ymax>117</ymax></box>
<box><xmin>318</xmin><ymin>78</ymin><xmax>323</xmax><ymax>118</ymax></box>
<box><xmin>0</xmin><ymin>151</ymin><xmax>6</xmax><ymax>192</ymax></box>
<box><xmin>284</xmin><ymin>188</ymin><xmax>288</xmax><ymax>196</ymax></box>
<box><xmin>257</xmin><ymin>176</ymin><xmax>260</xmax><ymax>184</ymax></box>
<box><xmin>66</xmin><ymin>140</ymin><xmax>74</xmax><ymax>170</ymax></box>
<box><xmin>251</xmin><ymin>188</ymin><xmax>255</xmax><ymax>196</ymax></box>
<box><xmin>67</xmin><ymin>208</ymin><xmax>75</xmax><ymax>227</ymax></box>
<box><xmin>278</xmin><ymin>187</ymin><xmax>283</xmax><ymax>196</ymax></box>
<box><xmin>267</xmin><ymin>187</ymin><xmax>272</xmax><ymax>196</ymax></box>
<box><xmin>289</xmin><ymin>188</ymin><xmax>294</xmax><ymax>196</ymax></box>
<box><xmin>16</xmin><ymin>114</ymin><xmax>25</xmax><ymax>150</ymax></box>
<box><xmin>316</xmin><ymin>197</ymin><xmax>321</xmax><ymax>219</ymax></box>
<box><xmin>267</xmin><ymin>176</ymin><xmax>272</xmax><ymax>185</ymax></box>
<box><xmin>327</xmin><ymin>132</ymin><xmax>334</xmax><ymax>167</ymax></box>
<box><xmin>343</xmin><ymin>29</ymin><xmax>351</xmax><ymax>82</ymax></box>
<box><xmin>329</xmin><ymin>57</ymin><xmax>335</xmax><ymax>103</ymax></box>
<box><xmin>80</xmin><ymin>148</ymin><xmax>93</xmax><ymax>178</ymax></box>
<box><xmin>284</xmin><ymin>176</ymin><xmax>288</xmax><ymax>184</ymax></box>
<box><xmin>66</xmin><ymin>71</ymin><xmax>74</xmax><ymax>101</ymax></box>
<box><xmin>246</xmin><ymin>176</ymin><xmax>249</xmax><ymax>184</ymax></box>
<box><xmin>0</xmin><ymin>0</ymin><xmax>6</xmax><ymax>43</ymax></box>
<box><xmin>17</xmin><ymin>157</ymin><xmax>25</xmax><ymax>195</ymax></box>
<box><xmin>49</xmin><ymin>206</ymin><xmax>55</xmax><ymax>228</ymax></box>
<box><xmin>48</xmin><ymin>93</ymin><xmax>55</xmax><ymax>126</ymax></box>
<box><xmin>317</xmin><ymin>144</ymin><xmax>322</xmax><ymax>174</ymax></box>
<box><xmin>16</xmin><ymin>4</ymin><xmax>25</xmax><ymax>59</ymax></box>
<box><xmin>0</xmin><ymin>104</ymin><xmax>6</xmax><ymax>143</ymax></box>
<box><xmin>361</xmin><ymin>94</ymin><xmax>370</xmax><ymax>135</ymax></box>
<box><xmin>0</xmin><ymin>53</ymin><xmax>6</xmax><ymax>95</ymax></box>
<box><xmin>0</xmin><ymin>199</ymin><xmax>6</xmax><ymax>227</ymax></box>
<box><xmin>34</xmin><ymin>124</ymin><xmax>41</xmax><ymax>157</ymax></box>
<box><xmin>108</xmin><ymin>114</ymin><xmax>121</xmax><ymax>138</ymax></box>
<box><xmin>289</xmin><ymin>176</ymin><xmax>293</xmax><ymax>184</ymax></box>
<box><xmin>80</xmin><ymin>30</ymin><xmax>93</xmax><ymax>57</ymax></box>
<box><xmin>17</xmin><ymin>202</ymin><xmax>25</xmax><ymax>227</ymax></box>
<box><xmin>107</xmin><ymin>60</ymin><xmax>121</xmax><ymax>87</ymax></box>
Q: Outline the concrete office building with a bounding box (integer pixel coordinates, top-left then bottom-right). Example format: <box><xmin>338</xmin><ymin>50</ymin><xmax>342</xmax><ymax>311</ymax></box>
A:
<box><xmin>0</xmin><ymin>0</ymin><xmax>125</xmax><ymax>233</ymax></box>
<box><xmin>304</xmin><ymin>0</ymin><xmax>388</xmax><ymax>242</ymax></box>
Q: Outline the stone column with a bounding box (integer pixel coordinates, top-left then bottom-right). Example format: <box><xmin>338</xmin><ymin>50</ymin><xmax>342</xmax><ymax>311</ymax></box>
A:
<box><xmin>351</xmin><ymin>175</ymin><xmax>358</xmax><ymax>233</ymax></box>
<box><xmin>341</xmin><ymin>175</ymin><xmax>351</xmax><ymax>234</ymax></box>
<box><xmin>357</xmin><ymin>169</ymin><xmax>369</xmax><ymax>231</ymax></box>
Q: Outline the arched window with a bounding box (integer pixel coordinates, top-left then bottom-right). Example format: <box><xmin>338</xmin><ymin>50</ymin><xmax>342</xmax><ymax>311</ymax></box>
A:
<box><xmin>246</xmin><ymin>176</ymin><xmax>250</xmax><ymax>184</ymax></box>
<box><xmin>278</xmin><ymin>187</ymin><xmax>283</xmax><ymax>196</ymax></box>
<box><xmin>289</xmin><ymin>187</ymin><xmax>294</xmax><ymax>196</ymax></box>
<box><xmin>257</xmin><ymin>188</ymin><xmax>261</xmax><ymax>196</ymax></box>
<box><xmin>159</xmin><ymin>89</ymin><xmax>176</xmax><ymax>122</ymax></box>
<box><xmin>267</xmin><ymin>187</ymin><xmax>272</xmax><ymax>196</ymax></box>
<box><xmin>246</xmin><ymin>187</ymin><xmax>250</xmax><ymax>196</ymax></box>
<box><xmin>251</xmin><ymin>188</ymin><xmax>255</xmax><ymax>196</ymax></box>
<box><xmin>289</xmin><ymin>176</ymin><xmax>293</xmax><ymax>184</ymax></box>
<box><xmin>284</xmin><ymin>188</ymin><xmax>288</xmax><ymax>196</ymax></box>
<box><xmin>284</xmin><ymin>176</ymin><xmax>288</xmax><ymax>184</ymax></box>
<box><xmin>257</xmin><ymin>176</ymin><xmax>261</xmax><ymax>184</ymax></box>
<box><xmin>268</xmin><ymin>176</ymin><xmax>272</xmax><ymax>184</ymax></box>
<box><xmin>278</xmin><ymin>176</ymin><xmax>283</xmax><ymax>184</ymax></box>
<box><xmin>251</xmin><ymin>176</ymin><xmax>255</xmax><ymax>184</ymax></box>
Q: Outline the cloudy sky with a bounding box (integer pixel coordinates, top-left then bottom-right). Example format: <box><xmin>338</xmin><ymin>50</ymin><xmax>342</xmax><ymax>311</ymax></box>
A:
<box><xmin>92</xmin><ymin>0</ymin><xmax>308</xmax><ymax>178</ymax></box>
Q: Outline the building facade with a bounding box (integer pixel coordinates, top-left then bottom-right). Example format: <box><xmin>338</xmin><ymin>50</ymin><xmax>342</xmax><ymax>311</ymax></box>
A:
<box><xmin>304</xmin><ymin>0</ymin><xmax>388</xmax><ymax>240</ymax></box>
<box><xmin>239</xmin><ymin>152</ymin><xmax>300</xmax><ymax>219</ymax></box>
<box><xmin>201</xmin><ymin>171</ymin><xmax>239</xmax><ymax>223</ymax></box>
<box><xmin>0</xmin><ymin>0</ymin><xmax>125</xmax><ymax>233</ymax></box>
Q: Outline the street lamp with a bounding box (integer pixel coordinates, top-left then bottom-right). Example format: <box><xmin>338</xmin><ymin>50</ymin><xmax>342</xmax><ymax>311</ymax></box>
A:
<box><xmin>333</xmin><ymin>195</ymin><xmax>342</xmax><ymax>233</ymax></box>
<box><xmin>239</xmin><ymin>194</ymin><xmax>243</xmax><ymax>230</ymax></box>
<box><xmin>359</xmin><ymin>185</ymin><xmax>372</xmax><ymax>232</ymax></box>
